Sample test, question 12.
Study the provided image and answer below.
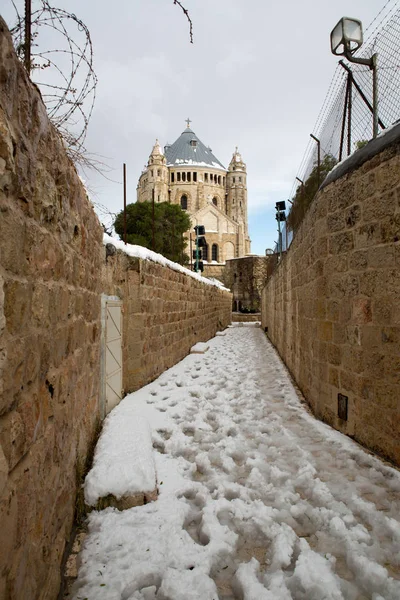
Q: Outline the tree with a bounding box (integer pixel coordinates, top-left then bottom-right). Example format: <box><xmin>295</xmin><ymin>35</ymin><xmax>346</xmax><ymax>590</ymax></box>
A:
<box><xmin>355</xmin><ymin>140</ymin><xmax>368</xmax><ymax>150</ymax></box>
<box><xmin>114</xmin><ymin>201</ymin><xmax>191</xmax><ymax>265</ymax></box>
<box><xmin>287</xmin><ymin>154</ymin><xmax>337</xmax><ymax>234</ymax></box>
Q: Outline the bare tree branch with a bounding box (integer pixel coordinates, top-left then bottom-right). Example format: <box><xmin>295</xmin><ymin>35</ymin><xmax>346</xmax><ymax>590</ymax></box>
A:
<box><xmin>173</xmin><ymin>0</ymin><xmax>193</xmax><ymax>43</ymax></box>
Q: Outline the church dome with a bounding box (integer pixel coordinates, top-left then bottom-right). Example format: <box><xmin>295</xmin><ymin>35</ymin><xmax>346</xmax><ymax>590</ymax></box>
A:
<box><xmin>164</xmin><ymin>125</ymin><xmax>226</xmax><ymax>170</ymax></box>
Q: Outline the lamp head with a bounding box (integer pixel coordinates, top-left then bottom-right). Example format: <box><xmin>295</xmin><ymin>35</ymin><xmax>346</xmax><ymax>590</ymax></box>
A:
<box><xmin>330</xmin><ymin>17</ymin><xmax>363</xmax><ymax>56</ymax></box>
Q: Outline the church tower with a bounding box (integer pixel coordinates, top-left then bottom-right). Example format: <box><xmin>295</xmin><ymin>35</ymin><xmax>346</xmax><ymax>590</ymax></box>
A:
<box><xmin>226</xmin><ymin>148</ymin><xmax>251</xmax><ymax>255</ymax></box>
<box><xmin>137</xmin><ymin>139</ymin><xmax>169</xmax><ymax>204</ymax></box>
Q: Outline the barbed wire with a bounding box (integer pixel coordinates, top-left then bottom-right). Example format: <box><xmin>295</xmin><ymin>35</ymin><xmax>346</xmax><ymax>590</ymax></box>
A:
<box><xmin>9</xmin><ymin>0</ymin><xmax>97</xmax><ymax>165</ymax></box>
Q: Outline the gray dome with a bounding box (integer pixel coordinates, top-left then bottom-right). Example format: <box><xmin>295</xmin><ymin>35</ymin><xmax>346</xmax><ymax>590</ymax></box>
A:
<box><xmin>164</xmin><ymin>128</ymin><xmax>226</xmax><ymax>170</ymax></box>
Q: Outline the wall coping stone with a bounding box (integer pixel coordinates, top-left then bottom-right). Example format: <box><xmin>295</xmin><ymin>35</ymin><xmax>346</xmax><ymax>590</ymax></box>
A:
<box><xmin>103</xmin><ymin>233</ymin><xmax>230</xmax><ymax>291</ymax></box>
<box><xmin>321</xmin><ymin>120</ymin><xmax>400</xmax><ymax>190</ymax></box>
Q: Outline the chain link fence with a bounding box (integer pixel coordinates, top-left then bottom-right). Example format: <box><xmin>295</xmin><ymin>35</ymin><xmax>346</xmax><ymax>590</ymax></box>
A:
<box><xmin>287</xmin><ymin>0</ymin><xmax>400</xmax><ymax>236</ymax></box>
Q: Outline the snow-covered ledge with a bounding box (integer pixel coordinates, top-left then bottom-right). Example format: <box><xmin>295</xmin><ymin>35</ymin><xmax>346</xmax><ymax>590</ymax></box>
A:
<box><xmin>103</xmin><ymin>233</ymin><xmax>229</xmax><ymax>291</ymax></box>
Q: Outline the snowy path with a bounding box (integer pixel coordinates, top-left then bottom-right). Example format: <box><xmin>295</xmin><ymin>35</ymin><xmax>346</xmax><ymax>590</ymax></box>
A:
<box><xmin>73</xmin><ymin>325</ymin><xmax>400</xmax><ymax>600</ymax></box>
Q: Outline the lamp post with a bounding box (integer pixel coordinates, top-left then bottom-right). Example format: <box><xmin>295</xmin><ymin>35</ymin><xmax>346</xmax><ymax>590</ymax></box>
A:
<box><xmin>330</xmin><ymin>17</ymin><xmax>378</xmax><ymax>139</ymax></box>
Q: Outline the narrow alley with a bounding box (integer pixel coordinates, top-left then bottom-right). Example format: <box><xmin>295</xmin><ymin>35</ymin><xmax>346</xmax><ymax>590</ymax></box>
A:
<box><xmin>72</xmin><ymin>325</ymin><xmax>400</xmax><ymax>600</ymax></box>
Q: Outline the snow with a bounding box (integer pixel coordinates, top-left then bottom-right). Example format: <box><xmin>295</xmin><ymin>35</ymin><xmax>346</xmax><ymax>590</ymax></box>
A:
<box><xmin>166</xmin><ymin>160</ymin><xmax>226</xmax><ymax>171</ymax></box>
<box><xmin>84</xmin><ymin>411</ymin><xmax>156</xmax><ymax>506</ymax></box>
<box><xmin>73</xmin><ymin>328</ymin><xmax>400</xmax><ymax>600</ymax></box>
<box><xmin>103</xmin><ymin>233</ymin><xmax>229</xmax><ymax>291</ymax></box>
<box><xmin>190</xmin><ymin>342</ymin><xmax>210</xmax><ymax>354</ymax></box>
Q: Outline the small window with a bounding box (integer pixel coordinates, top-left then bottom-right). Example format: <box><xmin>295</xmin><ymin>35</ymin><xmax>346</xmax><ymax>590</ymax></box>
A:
<box><xmin>203</xmin><ymin>244</ymin><xmax>209</xmax><ymax>261</ymax></box>
<box><xmin>193</xmin><ymin>172</ymin><xmax>197</xmax><ymax>182</ymax></box>
<box><xmin>158</xmin><ymin>195</ymin><xmax>160</xmax><ymax>202</ymax></box>
<box><xmin>171</xmin><ymin>172</ymin><xmax>175</xmax><ymax>183</ymax></box>
<box><xmin>177</xmin><ymin>172</ymin><xmax>181</xmax><ymax>182</ymax></box>
<box><xmin>218</xmin><ymin>175</ymin><xmax>221</xmax><ymax>185</ymax></box>
<box><xmin>233</xmin><ymin>177</ymin><xmax>235</xmax><ymax>183</ymax></box>
<box><xmin>157</xmin><ymin>170</ymin><xmax>161</xmax><ymax>176</ymax></box>
<box><xmin>223</xmin><ymin>177</ymin><xmax>225</xmax><ymax>186</ymax></box>
<box><xmin>205</xmin><ymin>173</ymin><xmax>208</xmax><ymax>183</ymax></box>
<box><xmin>212</xmin><ymin>197</ymin><xmax>218</xmax><ymax>207</ymax></box>
<box><xmin>187</xmin><ymin>172</ymin><xmax>191</xmax><ymax>182</ymax></box>
<box><xmin>212</xmin><ymin>244</ymin><xmax>219</xmax><ymax>262</ymax></box>
<box><xmin>181</xmin><ymin>195</ymin><xmax>188</xmax><ymax>210</ymax></box>
<box><xmin>182</xmin><ymin>172</ymin><xmax>186</xmax><ymax>182</ymax></box>
<box><xmin>190</xmin><ymin>139</ymin><xmax>197</xmax><ymax>147</ymax></box>
<box><xmin>239</xmin><ymin>176</ymin><xmax>242</xmax><ymax>182</ymax></box>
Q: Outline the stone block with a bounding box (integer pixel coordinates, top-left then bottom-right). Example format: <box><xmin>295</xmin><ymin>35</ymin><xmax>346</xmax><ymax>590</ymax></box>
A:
<box><xmin>380</xmin><ymin>214</ymin><xmax>400</xmax><ymax>244</ymax></box>
<box><xmin>354</xmin><ymin>222</ymin><xmax>381</xmax><ymax>248</ymax></box>
<box><xmin>327</xmin><ymin>344</ymin><xmax>341</xmax><ymax>366</ymax></box>
<box><xmin>4</xmin><ymin>279</ymin><xmax>33</xmax><ymax>335</ymax></box>
<box><xmin>328</xmin><ymin>180</ymin><xmax>355</xmax><ymax>213</ymax></box>
<box><xmin>375</xmin><ymin>156</ymin><xmax>400</xmax><ymax>193</ymax></box>
<box><xmin>367</xmin><ymin>244</ymin><xmax>395</xmax><ymax>269</ymax></box>
<box><xmin>358</xmin><ymin>270</ymin><xmax>378</xmax><ymax>296</ymax></box>
<box><xmin>349</xmin><ymin>250</ymin><xmax>368</xmax><ymax>270</ymax></box>
<box><xmin>327</xmin><ymin>211</ymin><xmax>345</xmax><ymax>232</ymax></box>
<box><xmin>352</xmin><ymin>298</ymin><xmax>372</xmax><ymax>324</ymax></box>
<box><xmin>371</xmin><ymin>297</ymin><xmax>392</xmax><ymax>325</ymax></box>
<box><xmin>328</xmin><ymin>273</ymin><xmax>359</xmax><ymax>299</ymax></box>
<box><xmin>355</xmin><ymin>171</ymin><xmax>376</xmax><ymax>201</ymax></box>
<box><xmin>317</xmin><ymin>321</ymin><xmax>333</xmax><ymax>342</ymax></box>
<box><xmin>329</xmin><ymin>231</ymin><xmax>354</xmax><ymax>255</ymax></box>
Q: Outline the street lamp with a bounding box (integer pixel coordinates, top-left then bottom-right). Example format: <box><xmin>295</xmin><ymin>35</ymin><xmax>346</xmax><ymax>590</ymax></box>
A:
<box><xmin>330</xmin><ymin>17</ymin><xmax>378</xmax><ymax>139</ymax></box>
<box><xmin>330</xmin><ymin>17</ymin><xmax>363</xmax><ymax>56</ymax></box>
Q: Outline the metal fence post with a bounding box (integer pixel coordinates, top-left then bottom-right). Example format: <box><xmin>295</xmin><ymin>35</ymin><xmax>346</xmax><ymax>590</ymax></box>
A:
<box><xmin>339</xmin><ymin>74</ymin><xmax>351</xmax><ymax>162</ymax></box>
<box><xmin>310</xmin><ymin>134</ymin><xmax>321</xmax><ymax>188</ymax></box>
<box><xmin>24</xmin><ymin>0</ymin><xmax>32</xmax><ymax>73</ymax></box>
<box><xmin>123</xmin><ymin>163</ymin><xmax>127</xmax><ymax>245</ymax></box>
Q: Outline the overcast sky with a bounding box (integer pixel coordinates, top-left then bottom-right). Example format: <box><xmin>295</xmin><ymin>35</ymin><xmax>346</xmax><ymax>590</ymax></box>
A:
<box><xmin>4</xmin><ymin>0</ymin><xmax>389</xmax><ymax>254</ymax></box>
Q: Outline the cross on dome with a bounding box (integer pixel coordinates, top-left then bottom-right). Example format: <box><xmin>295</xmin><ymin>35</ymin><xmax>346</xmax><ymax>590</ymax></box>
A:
<box><xmin>185</xmin><ymin>117</ymin><xmax>192</xmax><ymax>128</ymax></box>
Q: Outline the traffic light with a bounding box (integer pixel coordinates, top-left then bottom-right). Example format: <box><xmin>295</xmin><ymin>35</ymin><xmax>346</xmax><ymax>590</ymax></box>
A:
<box><xmin>275</xmin><ymin>201</ymin><xmax>286</xmax><ymax>221</ymax></box>
<box><xmin>193</xmin><ymin>225</ymin><xmax>206</xmax><ymax>273</ymax></box>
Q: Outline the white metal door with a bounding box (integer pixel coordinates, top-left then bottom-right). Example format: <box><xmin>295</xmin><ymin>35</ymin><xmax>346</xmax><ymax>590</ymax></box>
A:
<box><xmin>105</xmin><ymin>300</ymin><xmax>122</xmax><ymax>414</ymax></box>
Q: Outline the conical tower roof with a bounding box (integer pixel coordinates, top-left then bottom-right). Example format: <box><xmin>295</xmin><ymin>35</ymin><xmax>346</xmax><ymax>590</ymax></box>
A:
<box><xmin>164</xmin><ymin>125</ymin><xmax>226</xmax><ymax>170</ymax></box>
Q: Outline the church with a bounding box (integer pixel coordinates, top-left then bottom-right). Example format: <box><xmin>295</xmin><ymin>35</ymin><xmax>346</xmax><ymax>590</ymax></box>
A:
<box><xmin>136</xmin><ymin>120</ymin><xmax>251</xmax><ymax>278</ymax></box>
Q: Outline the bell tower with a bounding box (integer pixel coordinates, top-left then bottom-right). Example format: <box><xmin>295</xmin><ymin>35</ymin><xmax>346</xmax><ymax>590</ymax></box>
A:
<box><xmin>137</xmin><ymin>139</ymin><xmax>169</xmax><ymax>203</ymax></box>
<box><xmin>226</xmin><ymin>147</ymin><xmax>251</xmax><ymax>255</ymax></box>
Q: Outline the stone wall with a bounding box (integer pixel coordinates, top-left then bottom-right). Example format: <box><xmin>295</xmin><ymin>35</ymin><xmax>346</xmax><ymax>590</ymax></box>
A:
<box><xmin>0</xmin><ymin>18</ymin><xmax>232</xmax><ymax>598</ymax></box>
<box><xmin>103</xmin><ymin>251</ymin><xmax>232</xmax><ymax>393</ymax></box>
<box><xmin>0</xmin><ymin>18</ymin><xmax>103</xmax><ymax>600</ymax></box>
<box><xmin>224</xmin><ymin>256</ymin><xmax>270</xmax><ymax>311</ymax></box>
<box><xmin>261</xmin><ymin>129</ymin><xmax>400</xmax><ymax>466</ymax></box>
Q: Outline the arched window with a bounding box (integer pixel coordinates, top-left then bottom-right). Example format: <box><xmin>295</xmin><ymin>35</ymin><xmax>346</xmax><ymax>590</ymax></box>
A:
<box><xmin>203</xmin><ymin>244</ymin><xmax>209</xmax><ymax>261</ymax></box>
<box><xmin>218</xmin><ymin>175</ymin><xmax>221</xmax><ymax>185</ymax></box>
<box><xmin>182</xmin><ymin>172</ymin><xmax>186</xmax><ymax>182</ymax></box>
<box><xmin>212</xmin><ymin>244</ymin><xmax>218</xmax><ymax>262</ymax></box>
<box><xmin>212</xmin><ymin>197</ymin><xmax>218</xmax><ymax>207</ymax></box>
<box><xmin>177</xmin><ymin>172</ymin><xmax>181</xmax><ymax>182</ymax></box>
<box><xmin>180</xmin><ymin>195</ymin><xmax>188</xmax><ymax>210</ymax></box>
